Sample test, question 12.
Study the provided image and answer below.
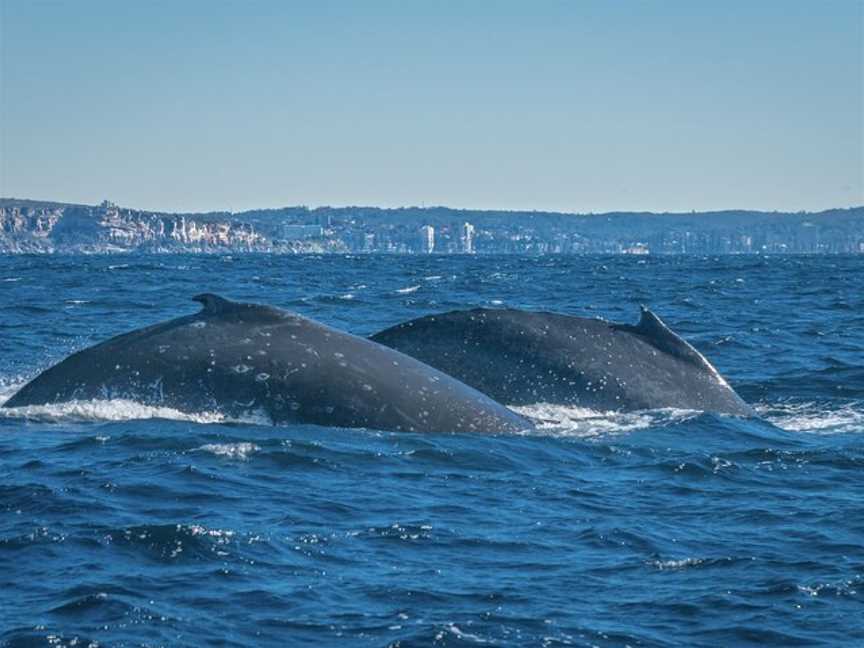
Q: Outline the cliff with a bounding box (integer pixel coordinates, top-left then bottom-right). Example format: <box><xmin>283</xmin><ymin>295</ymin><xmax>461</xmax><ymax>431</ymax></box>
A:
<box><xmin>0</xmin><ymin>199</ymin><xmax>338</xmax><ymax>254</ymax></box>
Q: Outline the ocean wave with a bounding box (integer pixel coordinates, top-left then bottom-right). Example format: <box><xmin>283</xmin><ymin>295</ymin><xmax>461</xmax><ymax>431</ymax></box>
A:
<box><xmin>3</xmin><ymin>251</ymin><xmax>864</xmax><ymax>648</ymax></box>
<box><xmin>1</xmin><ymin>629</ymin><xmax>102</xmax><ymax>648</ymax></box>
<box><xmin>0</xmin><ymin>525</ymin><xmax>67</xmax><ymax>550</ymax></box>
<box><xmin>0</xmin><ymin>484</ymin><xmax>68</xmax><ymax>515</ymax></box>
<box><xmin>50</xmin><ymin>590</ymin><xmax>136</xmax><ymax>619</ymax></box>
<box><xmin>102</xmin><ymin>523</ymin><xmax>238</xmax><ymax>561</ymax></box>
<box><xmin>648</xmin><ymin>556</ymin><xmax>746</xmax><ymax>571</ymax></box>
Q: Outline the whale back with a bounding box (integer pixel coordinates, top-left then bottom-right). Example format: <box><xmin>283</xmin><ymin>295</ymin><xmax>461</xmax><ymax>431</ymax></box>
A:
<box><xmin>371</xmin><ymin>307</ymin><xmax>752</xmax><ymax>416</ymax></box>
<box><xmin>4</xmin><ymin>296</ymin><xmax>531</xmax><ymax>433</ymax></box>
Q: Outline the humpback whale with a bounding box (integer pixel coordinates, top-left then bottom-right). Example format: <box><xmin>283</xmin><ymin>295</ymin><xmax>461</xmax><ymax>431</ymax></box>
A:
<box><xmin>3</xmin><ymin>295</ymin><xmax>531</xmax><ymax>434</ymax></box>
<box><xmin>371</xmin><ymin>307</ymin><xmax>753</xmax><ymax>416</ymax></box>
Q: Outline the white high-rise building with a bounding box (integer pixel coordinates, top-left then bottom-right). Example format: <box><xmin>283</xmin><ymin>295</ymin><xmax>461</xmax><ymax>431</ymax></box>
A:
<box><xmin>419</xmin><ymin>225</ymin><xmax>435</xmax><ymax>253</ymax></box>
<box><xmin>461</xmin><ymin>222</ymin><xmax>475</xmax><ymax>254</ymax></box>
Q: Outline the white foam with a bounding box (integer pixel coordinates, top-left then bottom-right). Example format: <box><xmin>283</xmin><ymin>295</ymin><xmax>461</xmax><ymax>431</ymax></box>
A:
<box><xmin>510</xmin><ymin>403</ymin><xmax>700</xmax><ymax>438</ymax></box>
<box><xmin>395</xmin><ymin>285</ymin><xmax>420</xmax><ymax>294</ymax></box>
<box><xmin>198</xmin><ymin>442</ymin><xmax>260</xmax><ymax>459</ymax></box>
<box><xmin>760</xmin><ymin>402</ymin><xmax>864</xmax><ymax>434</ymax></box>
<box><xmin>1</xmin><ymin>374</ymin><xmax>276</xmax><ymax>425</ymax></box>
<box><xmin>0</xmin><ymin>398</ymin><xmax>229</xmax><ymax>424</ymax></box>
<box><xmin>650</xmin><ymin>557</ymin><xmax>704</xmax><ymax>570</ymax></box>
<box><xmin>516</xmin><ymin>401</ymin><xmax>864</xmax><ymax>437</ymax></box>
<box><xmin>441</xmin><ymin>624</ymin><xmax>489</xmax><ymax>644</ymax></box>
<box><xmin>187</xmin><ymin>524</ymin><xmax>235</xmax><ymax>540</ymax></box>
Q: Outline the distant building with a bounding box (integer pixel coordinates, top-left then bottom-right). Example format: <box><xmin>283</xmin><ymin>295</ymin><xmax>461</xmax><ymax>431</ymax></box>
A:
<box><xmin>461</xmin><ymin>222</ymin><xmax>475</xmax><ymax>254</ymax></box>
<box><xmin>419</xmin><ymin>224</ymin><xmax>435</xmax><ymax>253</ymax></box>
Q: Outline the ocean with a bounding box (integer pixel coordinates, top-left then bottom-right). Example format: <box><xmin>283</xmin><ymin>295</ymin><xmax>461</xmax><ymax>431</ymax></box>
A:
<box><xmin>1</xmin><ymin>254</ymin><xmax>862</xmax><ymax>647</ymax></box>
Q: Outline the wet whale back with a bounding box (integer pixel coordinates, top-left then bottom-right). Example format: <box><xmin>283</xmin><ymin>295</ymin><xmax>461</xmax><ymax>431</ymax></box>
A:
<box><xmin>371</xmin><ymin>307</ymin><xmax>753</xmax><ymax>416</ymax></box>
<box><xmin>4</xmin><ymin>295</ymin><xmax>531</xmax><ymax>434</ymax></box>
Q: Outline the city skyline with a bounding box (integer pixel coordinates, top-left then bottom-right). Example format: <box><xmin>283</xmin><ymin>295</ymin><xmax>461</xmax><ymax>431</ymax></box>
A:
<box><xmin>2</xmin><ymin>196</ymin><xmax>862</xmax><ymax>255</ymax></box>
<box><xmin>1</xmin><ymin>1</ymin><xmax>861</xmax><ymax>215</ymax></box>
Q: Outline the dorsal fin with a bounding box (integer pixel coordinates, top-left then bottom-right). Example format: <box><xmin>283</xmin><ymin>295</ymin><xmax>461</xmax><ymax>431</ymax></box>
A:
<box><xmin>614</xmin><ymin>306</ymin><xmax>714</xmax><ymax>372</ymax></box>
<box><xmin>191</xmin><ymin>293</ymin><xmax>300</xmax><ymax>323</ymax></box>
<box><xmin>193</xmin><ymin>293</ymin><xmax>236</xmax><ymax>315</ymax></box>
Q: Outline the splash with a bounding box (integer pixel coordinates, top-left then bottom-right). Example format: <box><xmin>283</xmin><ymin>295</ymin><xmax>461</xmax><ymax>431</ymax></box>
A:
<box><xmin>759</xmin><ymin>401</ymin><xmax>864</xmax><ymax>435</ymax></box>
<box><xmin>0</xmin><ymin>379</ymin><xmax>272</xmax><ymax>425</ymax></box>
<box><xmin>0</xmin><ymin>398</ymin><xmax>229</xmax><ymax>424</ymax></box>
<box><xmin>510</xmin><ymin>403</ymin><xmax>700</xmax><ymax>437</ymax></box>
<box><xmin>0</xmin><ymin>378</ymin><xmax>29</xmax><ymax>406</ymax></box>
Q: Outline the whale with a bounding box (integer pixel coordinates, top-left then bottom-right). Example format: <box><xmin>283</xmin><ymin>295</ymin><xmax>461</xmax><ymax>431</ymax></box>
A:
<box><xmin>371</xmin><ymin>307</ymin><xmax>753</xmax><ymax>416</ymax></box>
<box><xmin>3</xmin><ymin>294</ymin><xmax>531</xmax><ymax>434</ymax></box>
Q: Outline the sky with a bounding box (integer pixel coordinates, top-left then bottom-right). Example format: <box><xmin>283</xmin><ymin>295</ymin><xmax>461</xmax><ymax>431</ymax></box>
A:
<box><xmin>0</xmin><ymin>0</ymin><xmax>862</xmax><ymax>214</ymax></box>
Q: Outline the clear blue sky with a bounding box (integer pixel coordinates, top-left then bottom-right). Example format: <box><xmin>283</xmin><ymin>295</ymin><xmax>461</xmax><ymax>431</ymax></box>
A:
<box><xmin>1</xmin><ymin>0</ymin><xmax>862</xmax><ymax>214</ymax></box>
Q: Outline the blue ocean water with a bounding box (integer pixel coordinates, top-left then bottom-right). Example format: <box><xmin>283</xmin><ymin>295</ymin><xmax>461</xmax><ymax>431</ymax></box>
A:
<box><xmin>0</xmin><ymin>254</ymin><xmax>862</xmax><ymax>647</ymax></box>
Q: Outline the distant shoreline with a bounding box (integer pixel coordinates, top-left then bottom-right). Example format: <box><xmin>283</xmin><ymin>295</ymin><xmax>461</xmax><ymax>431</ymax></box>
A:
<box><xmin>2</xmin><ymin>198</ymin><xmax>862</xmax><ymax>255</ymax></box>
